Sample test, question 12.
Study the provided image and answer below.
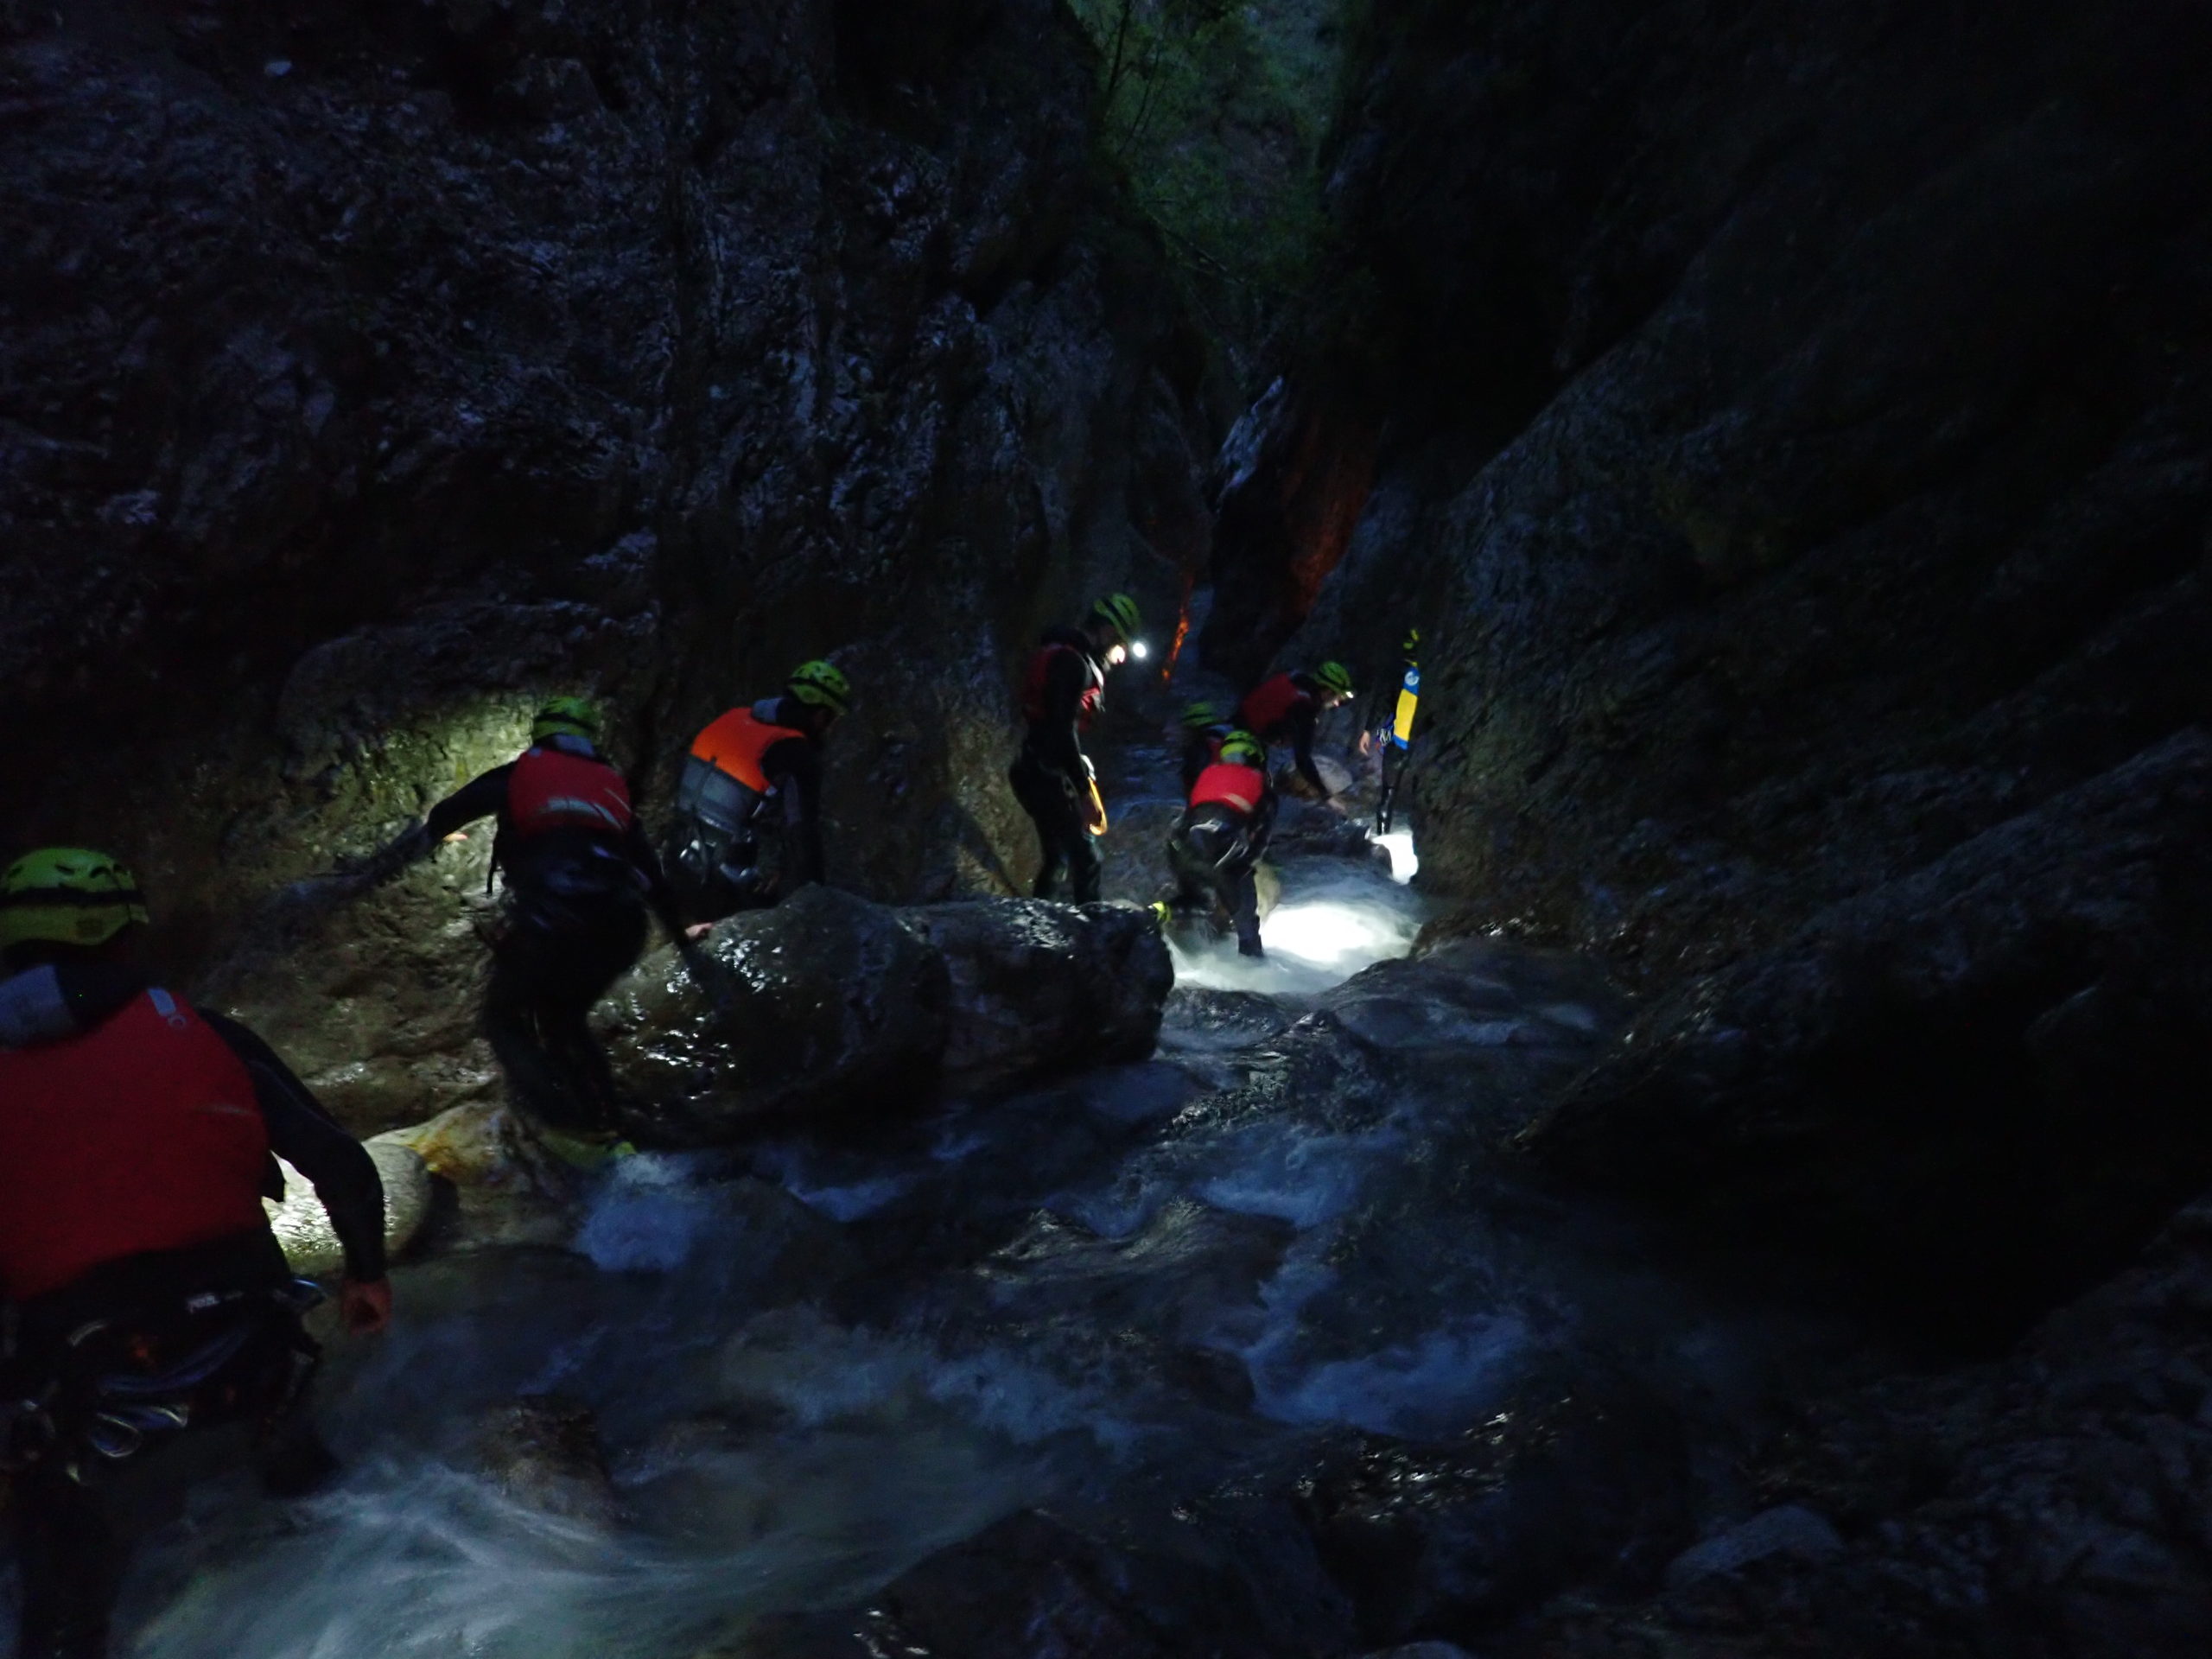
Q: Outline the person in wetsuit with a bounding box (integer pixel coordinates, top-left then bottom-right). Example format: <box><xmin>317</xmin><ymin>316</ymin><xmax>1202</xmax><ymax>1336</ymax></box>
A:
<box><xmin>665</xmin><ymin>660</ymin><xmax>849</xmax><ymax>924</ymax></box>
<box><xmin>1235</xmin><ymin>660</ymin><xmax>1356</xmax><ymax>801</ymax></box>
<box><xmin>0</xmin><ymin>848</ymin><xmax>390</xmax><ymax>1659</ymax></box>
<box><xmin>1009</xmin><ymin>593</ymin><xmax>1145</xmax><ymax>904</ymax></box>
<box><xmin>1176</xmin><ymin>700</ymin><xmax>1235</xmax><ymax>794</ymax></box>
<box><xmin>364</xmin><ymin>696</ymin><xmax>687</xmax><ymax>1162</ymax></box>
<box><xmin>1159</xmin><ymin>730</ymin><xmax>1276</xmax><ymax>957</ymax></box>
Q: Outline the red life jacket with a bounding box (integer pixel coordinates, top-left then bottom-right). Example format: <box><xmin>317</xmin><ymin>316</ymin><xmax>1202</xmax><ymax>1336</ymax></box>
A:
<box><xmin>1189</xmin><ymin>761</ymin><xmax>1268</xmax><ymax>818</ymax></box>
<box><xmin>1236</xmin><ymin>672</ymin><xmax>1309</xmax><ymax>741</ymax></box>
<box><xmin>506</xmin><ymin>746</ymin><xmax>635</xmax><ymax>840</ymax></box>
<box><xmin>1020</xmin><ymin>641</ymin><xmax>1105</xmax><ymax>730</ymax></box>
<box><xmin>0</xmin><ymin>990</ymin><xmax>271</xmax><ymax>1301</ymax></box>
<box><xmin>690</xmin><ymin>707</ymin><xmax>808</xmax><ymax>793</ymax></box>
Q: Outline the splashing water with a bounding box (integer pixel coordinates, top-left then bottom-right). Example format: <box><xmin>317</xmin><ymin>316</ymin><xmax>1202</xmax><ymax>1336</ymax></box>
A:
<box><xmin>1168</xmin><ymin>853</ymin><xmax>1427</xmax><ymax>998</ymax></box>
<box><xmin>1373</xmin><ymin>828</ymin><xmax>1419</xmax><ymax>884</ymax></box>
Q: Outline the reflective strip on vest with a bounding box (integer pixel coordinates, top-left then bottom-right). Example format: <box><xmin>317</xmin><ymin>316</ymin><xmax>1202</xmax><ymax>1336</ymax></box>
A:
<box><xmin>1189</xmin><ymin>762</ymin><xmax>1267</xmax><ymax>818</ymax></box>
<box><xmin>0</xmin><ymin>992</ymin><xmax>271</xmax><ymax>1300</ymax></box>
<box><xmin>688</xmin><ymin>708</ymin><xmax>807</xmax><ymax>795</ymax></box>
<box><xmin>506</xmin><ymin>747</ymin><xmax>635</xmax><ymax>839</ymax></box>
<box><xmin>1391</xmin><ymin>664</ymin><xmax>1420</xmax><ymax>750</ymax></box>
<box><xmin>1236</xmin><ymin>673</ymin><xmax>1306</xmax><ymax>741</ymax></box>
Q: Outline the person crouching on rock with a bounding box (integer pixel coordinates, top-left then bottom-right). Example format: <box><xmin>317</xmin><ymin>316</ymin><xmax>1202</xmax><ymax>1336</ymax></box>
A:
<box><xmin>362</xmin><ymin>696</ymin><xmax>689</xmax><ymax>1166</ymax></box>
<box><xmin>1235</xmin><ymin>660</ymin><xmax>1355</xmax><ymax>803</ymax></box>
<box><xmin>0</xmin><ymin>847</ymin><xmax>391</xmax><ymax>1659</ymax></box>
<box><xmin>665</xmin><ymin>659</ymin><xmax>849</xmax><ymax>925</ymax></box>
<box><xmin>1177</xmin><ymin>699</ymin><xmax>1235</xmax><ymax>794</ymax></box>
<box><xmin>1157</xmin><ymin>730</ymin><xmax>1276</xmax><ymax>958</ymax></box>
<box><xmin>1010</xmin><ymin>592</ymin><xmax>1145</xmax><ymax>904</ymax></box>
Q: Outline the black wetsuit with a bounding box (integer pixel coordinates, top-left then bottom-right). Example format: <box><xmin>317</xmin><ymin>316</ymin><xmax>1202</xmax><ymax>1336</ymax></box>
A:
<box><xmin>1165</xmin><ymin>779</ymin><xmax>1276</xmax><ymax>957</ymax></box>
<box><xmin>1</xmin><ymin>965</ymin><xmax>384</xmax><ymax>1659</ymax></box>
<box><xmin>1236</xmin><ymin>671</ymin><xmax>1332</xmax><ymax>796</ymax></box>
<box><xmin>1010</xmin><ymin>627</ymin><xmax>1109</xmax><ymax>903</ymax></box>
<box><xmin>425</xmin><ymin>740</ymin><xmax>683</xmax><ymax>1138</ymax></box>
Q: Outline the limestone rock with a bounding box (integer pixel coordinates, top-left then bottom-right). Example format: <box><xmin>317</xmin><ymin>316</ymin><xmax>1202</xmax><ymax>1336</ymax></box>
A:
<box><xmin>605</xmin><ymin>888</ymin><xmax>1169</xmax><ymax>1141</ymax></box>
<box><xmin>477</xmin><ymin>1395</ymin><xmax>620</xmax><ymax>1529</ymax></box>
<box><xmin>1305</xmin><ymin>1376</ymin><xmax>1691</xmax><ymax>1645</ymax></box>
<box><xmin>906</xmin><ymin>898</ymin><xmax>1173</xmax><ymax>1093</ymax></box>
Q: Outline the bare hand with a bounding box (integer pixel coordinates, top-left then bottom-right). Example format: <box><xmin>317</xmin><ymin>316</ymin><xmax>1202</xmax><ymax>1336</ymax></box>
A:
<box><xmin>339</xmin><ymin>1277</ymin><xmax>393</xmax><ymax>1337</ymax></box>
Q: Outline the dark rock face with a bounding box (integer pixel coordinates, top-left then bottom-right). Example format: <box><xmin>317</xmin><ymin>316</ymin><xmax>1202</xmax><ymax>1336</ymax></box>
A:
<box><xmin>0</xmin><ymin>0</ymin><xmax>1212</xmax><ymax>1128</ymax></box>
<box><xmin>603</xmin><ymin>889</ymin><xmax>1168</xmax><ymax>1139</ymax></box>
<box><xmin>1306</xmin><ymin>1376</ymin><xmax>1690</xmax><ymax>1647</ymax></box>
<box><xmin>737</xmin><ymin>1505</ymin><xmax>1358</xmax><ymax>1659</ymax></box>
<box><xmin>1525</xmin><ymin>729</ymin><xmax>2212</xmax><ymax>1329</ymax></box>
<box><xmin>1241</xmin><ymin>0</ymin><xmax>2212</xmax><ymax>975</ymax></box>
<box><xmin>1511</xmin><ymin>1193</ymin><xmax>2212</xmax><ymax>1659</ymax></box>
<box><xmin>1215</xmin><ymin>1</ymin><xmax>2212</xmax><ymax>1300</ymax></box>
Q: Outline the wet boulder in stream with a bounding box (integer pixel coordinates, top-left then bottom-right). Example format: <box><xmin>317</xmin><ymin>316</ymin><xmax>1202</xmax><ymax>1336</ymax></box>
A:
<box><xmin>605</xmin><ymin>887</ymin><xmax>1170</xmax><ymax>1141</ymax></box>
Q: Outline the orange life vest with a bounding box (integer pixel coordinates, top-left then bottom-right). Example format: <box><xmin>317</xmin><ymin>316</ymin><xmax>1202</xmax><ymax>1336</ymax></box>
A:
<box><xmin>1189</xmin><ymin>761</ymin><xmax>1268</xmax><ymax>818</ymax></box>
<box><xmin>506</xmin><ymin>747</ymin><xmax>635</xmax><ymax>839</ymax></box>
<box><xmin>689</xmin><ymin>707</ymin><xmax>808</xmax><ymax>793</ymax></box>
<box><xmin>0</xmin><ymin>990</ymin><xmax>271</xmax><ymax>1301</ymax></box>
<box><xmin>1236</xmin><ymin>672</ymin><xmax>1309</xmax><ymax>741</ymax></box>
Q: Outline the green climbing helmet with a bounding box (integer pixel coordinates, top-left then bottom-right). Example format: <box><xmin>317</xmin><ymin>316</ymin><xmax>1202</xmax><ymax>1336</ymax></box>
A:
<box><xmin>1089</xmin><ymin>592</ymin><xmax>1142</xmax><ymax>645</ymax></box>
<box><xmin>1218</xmin><ymin>729</ymin><xmax>1266</xmax><ymax>766</ymax></box>
<box><xmin>1401</xmin><ymin>627</ymin><xmax>1421</xmax><ymax>658</ymax></box>
<box><xmin>0</xmin><ymin>847</ymin><xmax>150</xmax><ymax>952</ymax></box>
<box><xmin>531</xmin><ymin>696</ymin><xmax>601</xmax><ymax>743</ymax></box>
<box><xmin>1179</xmin><ymin>700</ymin><xmax>1226</xmax><ymax>731</ymax></box>
<box><xmin>1315</xmin><ymin>660</ymin><xmax>1355</xmax><ymax>698</ymax></box>
<box><xmin>786</xmin><ymin>659</ymin><xmax>852</xmax><ymax>717</ymax></box>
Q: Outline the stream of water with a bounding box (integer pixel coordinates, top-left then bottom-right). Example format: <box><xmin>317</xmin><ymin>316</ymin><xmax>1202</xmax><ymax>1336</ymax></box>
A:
<box><xmin>63</xmin><ymin>641</ymin><xmax>1857</xmax><ymax>1657</ymax></box>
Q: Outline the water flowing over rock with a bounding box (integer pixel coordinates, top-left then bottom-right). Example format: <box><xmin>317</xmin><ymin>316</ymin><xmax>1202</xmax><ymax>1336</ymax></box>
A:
<box><xmin>605</xmin><ymin>887</ymin><xmax>1169</xmax><ymax>1140</ymax></box>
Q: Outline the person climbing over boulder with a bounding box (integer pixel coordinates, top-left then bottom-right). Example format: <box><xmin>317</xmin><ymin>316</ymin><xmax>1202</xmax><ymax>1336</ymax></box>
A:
<box><xmin>665</xmin><ymin>659</ymin><xmax>850</xmax><ymax>924</ymax></box>
<box><xmin>1177</xmin><ymin>699</ymin><xmax>1235</xmax><ymax>793</ymax></box>
<box><xmin>1155</xmin><ymin>730</ymin><xmax>1276</xmax><ymax>957</ymax></box>
<box><xmin>1010</xmin><ymin>593</ymin><xmax>1147</xmax><ymax>903</ymax></box>
<box><xmin>1235</xmin><ymin>660</ymin><xmax>1355</xmax><ymax>802</ymax></box>
<box><xmin>0</xmin><ymin>848</ymin><xmax>391</xmax><ymax>1659</ymax></box>
<box><xmin>359</xmin><ymin>696</ymin><xmax>693</xmax><ymax>1165</ymax></box>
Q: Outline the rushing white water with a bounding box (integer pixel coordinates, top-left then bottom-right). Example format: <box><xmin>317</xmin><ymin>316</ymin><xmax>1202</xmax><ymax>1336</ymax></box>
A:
<box><xmin>1166</xmin><ymin>851</ymin><xmax>1427</xmax><ymax>999</ymax></box>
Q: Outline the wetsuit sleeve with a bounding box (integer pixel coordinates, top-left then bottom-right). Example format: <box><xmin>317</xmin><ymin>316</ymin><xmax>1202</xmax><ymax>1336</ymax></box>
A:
<box><xmin>1034</xmin><ymin>649</ymin><xmax>1090</xmax><ymax>782</ymax></box>
<box><xmin>623</xmin><ymin>817</ymin><xmax>688</xmax><ymax>938</ymax></box>
<box><xmin>765</xmin><ymin>738</ymin><xmax>826</xmax><ymax>887</ymax></box>
<box><xmin>1251</xmin><ymin>787</ymin><xmax>1280</xmax><ymax>855</ymax></box>
<box><xmin>423</xmin><ymin>765</ymin><xmax>513</xmax><ymax>841</ymax></box>
<box><xmin>202</xmin><ymin>1012</ymin><xmax>388</xmax><ymax>1285</ymax></box>
<box><xmin>1288</xmin><ymin>702</ymin><xmax>1329</xmax><ymax>795</ymax></box>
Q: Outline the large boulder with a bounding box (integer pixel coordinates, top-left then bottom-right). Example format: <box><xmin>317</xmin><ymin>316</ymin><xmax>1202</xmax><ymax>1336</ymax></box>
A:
<box><xmin>604</xmin><ymin>887</ymin><xmax>1170</xmax><ymax>1141</ymax></box>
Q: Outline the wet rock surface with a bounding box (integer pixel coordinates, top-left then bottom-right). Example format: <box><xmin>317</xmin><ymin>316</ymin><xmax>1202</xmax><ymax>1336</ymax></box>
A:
<box><xmin>1220</xmin><ymin>0</ymin><xmax>2212</xmax><ymax>1268</ymax></box>
<box><xmin>0</xmin><ymin>0</ymin><xmax>1216</xmax><ymax>1134</ymax></box>
<box><xmin>1189</xmin><ymin>8</ymin><xmax>2212</xmax><ymax>1648</ymax></box>
<box><xmin>1526</xmin><ymin>728</ymin><xmax>2212</xmax><ymax>1332</ymax></box>
<box><xmin>604</xmin><ymin>887</ymin><xmax>1169</xmax><ymax>1140</ymax></box>
<box><xmin>1504</xmin><ymin>1192</ymin><xmax>2212</xmax><ymax>1659</ymax></box>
